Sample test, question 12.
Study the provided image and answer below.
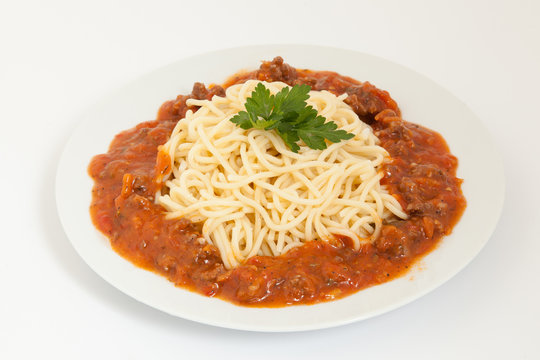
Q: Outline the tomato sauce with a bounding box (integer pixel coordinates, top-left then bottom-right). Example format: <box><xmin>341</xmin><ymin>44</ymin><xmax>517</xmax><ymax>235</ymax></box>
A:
<box><xmin>88</xmin><ymin>57</ymin><xmax>466</xmax><ymax>306</ymax></box>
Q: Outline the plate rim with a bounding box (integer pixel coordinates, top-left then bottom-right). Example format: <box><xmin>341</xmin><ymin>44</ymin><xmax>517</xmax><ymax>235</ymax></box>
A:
<box><xmin>55</xmin><ymin>44</ymin><xmax>505</xmax><ymax>332</ymax></box>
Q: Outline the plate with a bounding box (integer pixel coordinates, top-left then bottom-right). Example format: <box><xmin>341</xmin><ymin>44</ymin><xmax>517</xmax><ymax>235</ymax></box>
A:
<box><xmin>56</xmin><ymin>45</ymin><xmax>504</xmax><ymax>332</ymax></box>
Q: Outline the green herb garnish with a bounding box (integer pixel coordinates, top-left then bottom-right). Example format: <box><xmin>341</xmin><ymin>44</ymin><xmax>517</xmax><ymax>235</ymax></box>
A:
<box><xmin>230</xmin><ymin>83</ymin><xmax>354</xmax><ymax>153</ymax></box>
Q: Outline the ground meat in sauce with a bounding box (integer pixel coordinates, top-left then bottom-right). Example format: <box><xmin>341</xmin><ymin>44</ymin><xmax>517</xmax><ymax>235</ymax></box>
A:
<box><xmin>256</xmin><ymin>56</ymin><xmax>298</xmax><ymax>83</ymax></box>
<box><xmin>88</xmin><ymin>57</ymin><xmax>466</xmax><ymax>307</ymax></box>
<box><xmin>156</xmin><ymin>82</ymin><xmax>225</xmax><ymax>120</ymax></box>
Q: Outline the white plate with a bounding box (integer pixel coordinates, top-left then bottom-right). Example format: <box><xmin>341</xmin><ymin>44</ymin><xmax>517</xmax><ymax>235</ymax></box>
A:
<box><xmin>56</xmin><ymin>45</ymin><xmax>504</xmax><ymax>332</ymax></box>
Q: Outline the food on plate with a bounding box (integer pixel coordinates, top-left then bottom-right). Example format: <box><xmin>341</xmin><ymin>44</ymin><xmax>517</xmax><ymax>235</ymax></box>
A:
<box><xmin>88</xmin><ymin>57</ymin><xmax>466</xmax><ymax>306</ymax></box>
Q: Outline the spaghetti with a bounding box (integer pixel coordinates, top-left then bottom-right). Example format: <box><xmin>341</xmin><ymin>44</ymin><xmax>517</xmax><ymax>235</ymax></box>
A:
<box><xmin>157</xmin><ymin>80</ymin><xmax>407</xmax><ymax>269</ymax></box>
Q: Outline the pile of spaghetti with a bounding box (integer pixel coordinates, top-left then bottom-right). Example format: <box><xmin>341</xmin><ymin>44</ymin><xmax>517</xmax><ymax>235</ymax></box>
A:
<box><xmin>157</xmin><ymin>80</ymin><xmax>407</xmax><ymax>269</ymax></box>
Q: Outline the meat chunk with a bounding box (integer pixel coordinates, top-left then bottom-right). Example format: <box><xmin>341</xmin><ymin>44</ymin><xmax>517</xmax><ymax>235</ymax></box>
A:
<box><xmin>256</xmin><ymin>56</ymin><xmax>298</xmax><ymax>83</ymax></box>
<box><xmin>345</xmin><ymin>83</ymin><xmax>395</xmax><ymax>123</ymax></box>
<box><xmin>192</xmin><ymin>82</ymin><xmax>225</xmax><ymax>100</ymax></box>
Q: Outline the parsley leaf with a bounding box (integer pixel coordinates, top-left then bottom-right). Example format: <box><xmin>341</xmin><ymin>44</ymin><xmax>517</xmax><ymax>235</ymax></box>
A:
<box><xmin>245</xmin><ymin>83</ymin><xmax>273</xmax><ymax>119</ymax></box>
<box><xmin>230</xmin><ymin>83</ymin><xmax>355</xmax><ymax>153</ymax></box>
<box><xmin>273</xmin><ymin>84</ymin><xmax>311</xmax><ymax>116</ymax></box>
<box><xmin>229</xmin><ymin>111</ymin><xmax>253</xmax><ymax>129</ymax></box>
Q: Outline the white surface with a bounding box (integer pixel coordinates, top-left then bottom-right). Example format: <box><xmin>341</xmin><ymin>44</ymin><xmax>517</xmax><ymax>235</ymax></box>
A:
<box><xmin>1</xmin><ymin>0</ymin><xmax>538</xmax><ymax>357</ymax></box>
<box><xmin>56</xmin><ymin>45</ymin><xmax>504</xmax><ymax>332</ymax></box>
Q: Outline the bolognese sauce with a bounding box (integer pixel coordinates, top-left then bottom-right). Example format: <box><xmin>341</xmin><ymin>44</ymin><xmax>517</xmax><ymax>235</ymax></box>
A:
<box><xmin>88</xmin><ymin>57</ymin><xmax>465</xmax><ymax>306</ymax></box>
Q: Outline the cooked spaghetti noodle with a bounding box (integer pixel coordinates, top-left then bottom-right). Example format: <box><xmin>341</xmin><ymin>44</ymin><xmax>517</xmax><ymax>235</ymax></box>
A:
<box><xmin>157</xmin><ymin>80</ymin><xmax>407</xmax><ymax>269</ymax></box>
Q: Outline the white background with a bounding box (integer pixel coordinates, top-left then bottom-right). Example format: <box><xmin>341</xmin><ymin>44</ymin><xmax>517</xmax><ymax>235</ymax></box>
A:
<box><xmin>1</xmin><ymin>0</ymin><xmax>539</xmax><ymax>359</ymax></box>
